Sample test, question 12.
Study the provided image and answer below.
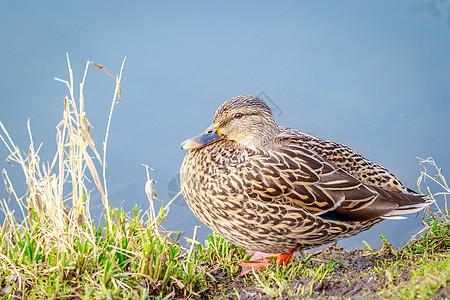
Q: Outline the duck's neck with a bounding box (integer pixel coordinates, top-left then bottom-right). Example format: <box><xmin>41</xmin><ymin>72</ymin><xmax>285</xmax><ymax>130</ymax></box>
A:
<box><xmin>238</xmin><ymin>124</ymin><xmax>279</xmax><ymax>150</ymax></box>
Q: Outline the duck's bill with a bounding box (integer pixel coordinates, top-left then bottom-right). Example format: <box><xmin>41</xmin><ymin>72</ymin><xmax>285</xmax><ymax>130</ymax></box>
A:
<box><xmin>181</xmin><ymin>123</ymin><xmax>225</xmax><ymax>150</ymax></box>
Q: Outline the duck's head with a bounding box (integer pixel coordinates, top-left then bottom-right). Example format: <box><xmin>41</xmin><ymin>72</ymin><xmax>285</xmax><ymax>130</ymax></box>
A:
<box><xmin>182</xmin><ymin>95</ymin><xmax>278</xmax><ymax>150</ymax></box>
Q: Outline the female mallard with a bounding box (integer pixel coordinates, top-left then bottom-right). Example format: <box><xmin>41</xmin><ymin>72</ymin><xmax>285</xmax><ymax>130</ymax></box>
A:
<box><xmin>180</xmin><ymin>95</ymin><xmax>432</xmax><ymax>274</ymax></box>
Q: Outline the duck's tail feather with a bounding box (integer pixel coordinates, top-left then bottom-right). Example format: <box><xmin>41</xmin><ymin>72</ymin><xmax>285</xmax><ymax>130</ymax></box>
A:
<box><xmin>381</xmin><ymin>195</ymin><xmax>434</xmax><ymax>219</ymax></box>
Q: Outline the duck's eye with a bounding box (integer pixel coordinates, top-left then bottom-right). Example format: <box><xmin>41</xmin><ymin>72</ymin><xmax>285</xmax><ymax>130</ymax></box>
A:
<box><xmin>235</xmin><ymin>113</ymin><xmax>243</xmax><ymax>119</ymax></box>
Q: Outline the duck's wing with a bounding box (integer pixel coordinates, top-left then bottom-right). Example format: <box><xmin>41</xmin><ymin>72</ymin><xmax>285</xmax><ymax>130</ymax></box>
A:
<box><xmin>278</xmin><ymin>127</ymin><xmax>410</xmax><ymax>194</ymax></box>
<box><xmin>243</xmin><ymin>142</ymin><xmax>430</xmax><ymax>222</ymax></box>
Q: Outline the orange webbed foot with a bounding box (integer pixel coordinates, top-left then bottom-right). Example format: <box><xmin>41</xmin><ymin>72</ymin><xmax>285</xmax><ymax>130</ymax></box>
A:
<box><xmin>276</xmin><ymin>249</ymin><xmax>295</xmax><ymax>265</ymax></box>
<box><xmin>237</xmin><ymin>249</ymin><xmax>296</xmax><ymax>276</ymax></box>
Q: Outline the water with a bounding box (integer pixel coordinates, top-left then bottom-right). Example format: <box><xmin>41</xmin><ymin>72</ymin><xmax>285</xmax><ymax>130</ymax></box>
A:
<box><xmin>0</xmin><ymin>1</ymin><xmax>449</xmax><ymax>250</ymax></box>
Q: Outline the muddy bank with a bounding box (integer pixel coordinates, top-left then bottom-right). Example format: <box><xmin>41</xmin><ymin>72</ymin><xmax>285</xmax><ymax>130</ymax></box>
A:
<box><xmin>205</xmin><ymin>245</ymin><xmax>418</xmax><ymax>299</ymax></box>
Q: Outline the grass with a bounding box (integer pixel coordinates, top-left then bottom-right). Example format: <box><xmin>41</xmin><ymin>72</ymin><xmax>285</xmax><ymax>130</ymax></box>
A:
<box><xmin>0</xmin><ymin>57</ymin><xmax>449</xmax><ymax>299</ymax></box>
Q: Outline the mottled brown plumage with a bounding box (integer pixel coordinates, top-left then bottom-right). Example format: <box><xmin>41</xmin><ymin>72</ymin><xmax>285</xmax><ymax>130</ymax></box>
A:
<box><xmin>180</xmin><ymin>95</ymin><xmax>432</xmax><ymax>254</ymax></box>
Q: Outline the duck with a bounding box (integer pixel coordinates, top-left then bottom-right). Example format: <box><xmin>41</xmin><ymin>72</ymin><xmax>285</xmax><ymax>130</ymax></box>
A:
<box><xmin>180</xmin><ymin>95</ymin><xmax>432</xmax><ymax>275</ymax></box>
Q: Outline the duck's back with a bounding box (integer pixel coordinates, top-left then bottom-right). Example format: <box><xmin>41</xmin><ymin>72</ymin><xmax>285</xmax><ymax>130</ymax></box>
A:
<box><xmin>277</xmin><ymin>127</ymin><xmax>410</xmax><ymax>194</ymax></box>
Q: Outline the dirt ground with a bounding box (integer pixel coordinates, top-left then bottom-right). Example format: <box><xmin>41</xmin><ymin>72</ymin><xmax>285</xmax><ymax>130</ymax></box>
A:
<box><xmin>204</xmin><ymin>245</ymin><xmax>450</xmax><ymax>299</ymax></box>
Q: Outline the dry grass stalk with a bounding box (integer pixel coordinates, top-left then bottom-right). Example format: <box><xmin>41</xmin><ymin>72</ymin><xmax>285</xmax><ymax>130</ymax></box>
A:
<box><xmin>417</xmin><ymin>157</ymin><xmax>449</xmax><ymax>222</ymax></box>
<box><xmin>0</xmin><ymin>53</ymin><xmax>125</xmax><ymax>252</ymax></box>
